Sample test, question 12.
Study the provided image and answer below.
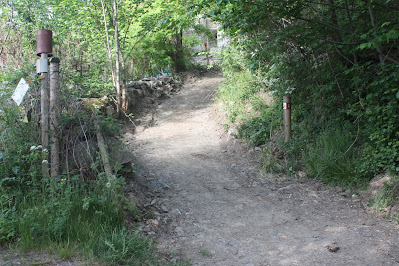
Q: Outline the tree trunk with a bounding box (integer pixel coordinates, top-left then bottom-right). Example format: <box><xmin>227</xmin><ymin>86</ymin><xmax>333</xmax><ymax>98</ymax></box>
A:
<box><xmin>174</xmin><ymin>28</ymin><xmax>185</xmax><ymax>72</ymax></box>
<box><xmin>119</xmin><ymin>42</ymin><xmax>127</xmax><ymax>111</ymax></box>
<box><xmin>100</xmin><ymin>0</ymin><xmax>118</xmax><ymax>112</ymax></box>
<box><xmin>130</xmin><ymin>59</ymin><xmax>134</xmax><ymax>79</ymax></box>
<box><xmin>344</xmin><ymin>0</ymin><xmax>358</xmax><ymax>64</ymax></box>
<box><xmin>368</xmin><ymin>3</ymin><xmax>384</xmax><ymax>63</ymax></box>
<box><xmin>329</xmin><ymin>0</ymin><xmax>342</xmax><ymax>43</ymax></box>
<box><xmin>113</xmin><ymin>0</ymin><xmax>121</xmax><ymax>115</ymax></box>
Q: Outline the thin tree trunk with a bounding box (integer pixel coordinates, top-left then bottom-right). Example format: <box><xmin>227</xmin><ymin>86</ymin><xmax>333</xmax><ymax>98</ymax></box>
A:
<box><xmin>119</xmin><ymin>42</ymin><xmax>127</xmax><ymax>111</ymax></box>
<box><xmin>368</xmin><ymin>3</ymin><xmax>384</xmax><ymax>63</ymax></box>
<box><xmin>344</xmin><ymin>0</ymin><xmax>358</xmax><ymax>64</ymax></box>
<box><xmin>100</xmin><ymin>0</ymin><xmax>117</xmax><ymax>100</ymax></box>
<box><xmin>113</xmin><ymin>0</ymin><xmax>121</xmax><ymax>115</ymax></box>
<box><xmin>329</xmin><ymin>0</ymin><xmax>342</xmax><ymax>43</ymax></box>
<box><xmin>130</xmin><ymin>59</ymin><xmax>134</xmax><ymax>78</ymax></box>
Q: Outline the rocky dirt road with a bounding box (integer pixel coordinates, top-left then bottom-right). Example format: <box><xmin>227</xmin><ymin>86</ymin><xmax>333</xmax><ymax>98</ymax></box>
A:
<box><xmin>128</xmin><ymin>71</ymin><xmax>399</xmax><ymax>265</ymax></box>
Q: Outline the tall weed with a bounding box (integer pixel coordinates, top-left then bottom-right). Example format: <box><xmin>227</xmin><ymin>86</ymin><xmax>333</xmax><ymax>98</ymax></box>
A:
<box><xmin>301</xmin><ymin>129</ymin><xmax>365</xmax><ymax>188</ymax></box>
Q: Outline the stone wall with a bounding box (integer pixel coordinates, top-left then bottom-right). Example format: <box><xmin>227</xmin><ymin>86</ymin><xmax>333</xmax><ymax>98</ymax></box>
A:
<box><xmin>125</xmin><ymin>75</ymin><xmax>181</xmax><ymax>112</ymax></box>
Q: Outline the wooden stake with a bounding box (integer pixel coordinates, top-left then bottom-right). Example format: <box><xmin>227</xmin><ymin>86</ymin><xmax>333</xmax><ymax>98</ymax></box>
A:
<box><xmin>205</xmin><ymin>19</ymin><xmax>210</xmax><ymax>65</ymax></box>
<box><xmin>40</xmin><ymin>53</ymin><xmax>50</xmax><ymax>176</ymax></box>
<box><xmin>94</xmin><ymin>117</ymin><xmax>114</xmax><ymax>182</ymax></box>
<box><xmin>50</xmin><ymin>57</ymin><xmax>60</xmax><ymax>177</ymax></box>
<box><xmin>283</xmin><ymin>96</ymin><xmax>291</xmax><ymax>143</ymax></box>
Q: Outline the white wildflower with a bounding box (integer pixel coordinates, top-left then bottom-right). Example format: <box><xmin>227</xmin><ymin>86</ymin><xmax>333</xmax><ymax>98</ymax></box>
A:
<box><xmin>285</xmin><ymin>87</ymin><xmax>296</xmax><ymax>95</ymax></box>
<box><xmin>30</xmin><ymin>145</ymin><xmax>37</xmax><ymax>151</ymax></box>
<box><xmin>42</xmin><ymin>148</ymin><xmax>48</xmax><ymax>153</ymax></box>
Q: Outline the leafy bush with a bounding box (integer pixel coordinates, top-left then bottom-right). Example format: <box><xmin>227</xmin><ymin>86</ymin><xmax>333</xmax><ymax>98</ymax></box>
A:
<box><xmin>237</xmin><ymin>105</ymin><xmax>281</xmax><ymax>147</ymax></box>
<box><xmin>216</xmin><ymin>47</ymin><xmax>269</xmax><ymax>124</ymax></box>
<box><xmin>349</xmin><ymin>63</ymin><xmax>399</xmax><ymax>175</ymax></box>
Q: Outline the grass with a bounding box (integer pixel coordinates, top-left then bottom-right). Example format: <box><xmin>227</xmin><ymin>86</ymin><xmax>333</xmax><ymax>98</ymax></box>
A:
<box><xmin>300</xmin><ymin>129</ymin><xmax>366</xmax><ymax>188</ymax></box>
<box><xmin>373</xmin><ymin>175</ymin><xmax>399</xmax><ymax>212</ymax></box>
<box><xmin>199</xmin><ymin>249</ymin><xmax>213</xmax><ymax>258</ymax></box>
<box><xmin>1</xmin><ymin>176</ymin><xmax>157</xmax><ymax>265</ymax></box>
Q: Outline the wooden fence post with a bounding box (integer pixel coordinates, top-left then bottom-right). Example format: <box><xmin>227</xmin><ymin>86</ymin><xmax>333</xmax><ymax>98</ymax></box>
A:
<box><xmin>50</xmin><ymin>57</ymin><xmax>60</xmax><ymax>177</ymax></box>
<box><xmin>40</xmin><ymin>53</ymin><xmax>50</xmax><ymax>176</ymax></box>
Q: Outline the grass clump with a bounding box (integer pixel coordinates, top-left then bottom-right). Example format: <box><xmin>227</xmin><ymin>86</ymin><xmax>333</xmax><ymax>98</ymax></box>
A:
<box><xmin>372</xmin><ymin>175</ymin><xmax>399</xmax><ymax>213</ymax></box>
<box><xmin>300</xmin><ymin>129</ymin><xmax>365</xmax><ymax>188</ymax></box>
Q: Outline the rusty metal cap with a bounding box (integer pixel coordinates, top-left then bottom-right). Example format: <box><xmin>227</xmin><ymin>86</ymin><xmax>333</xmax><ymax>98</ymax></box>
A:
<box><xmin>37</xmin><ymin>29</ymin><xmax>53</xmax><ymax>57</ymax></box>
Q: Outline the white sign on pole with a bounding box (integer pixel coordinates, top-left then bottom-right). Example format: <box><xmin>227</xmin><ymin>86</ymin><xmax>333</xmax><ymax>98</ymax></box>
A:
<box><xmin>11</xmin><ymin>78</ymin><xmax>30</xmax><ymax>106</ymax></box>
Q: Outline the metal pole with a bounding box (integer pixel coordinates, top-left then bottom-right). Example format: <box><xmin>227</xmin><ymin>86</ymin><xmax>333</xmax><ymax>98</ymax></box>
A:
<box><xmin>40</xmin><ymin>53</ymin><xmax>50</xmax><ymax>176</ymax></box>
<box><xmin>283</xmin><ymin>95</ymin><xmax>291</xmax><ymax>143</ymax></box>
<box><xmin>50</xmin><ymin>57</ymin><xmax>60</xmax><ymax>177</ymax></box>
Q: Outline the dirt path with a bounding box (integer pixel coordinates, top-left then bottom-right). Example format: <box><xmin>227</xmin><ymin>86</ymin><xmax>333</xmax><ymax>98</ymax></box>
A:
<box><xmin>128</xmin><ymin>72</ymin><xmax>399</xmax><ymax>265</ymax></box>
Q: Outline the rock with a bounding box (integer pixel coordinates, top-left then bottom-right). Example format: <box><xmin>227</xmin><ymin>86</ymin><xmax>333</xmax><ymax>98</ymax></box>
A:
<box><xmin>161</xmin><ymin>205</ymin><xmax>169</xmax><ymax>213</ymax></box>
<box><xmin>142</xmin><ymin>225</ymin><xmax>151</xmax><ymax>232</ymax></box>
<box><xmin>154</xmin><ymin>90</ymin><xmax>165</xmax><ymax>98</ymax></box>
<box><xmin>390</xmin><ymin>203</ymin><xmax>399</xmax><ymax>215</ymax></box>
<box><xmin>147</xmin><ymin>219</ymin><xmax>159</xmax><ymax>226</ymax></box>
<box><xmin>370</xmin><ymin>174</ymin><xmax>392</xmax><ymax>196</ymax></box>
<box><xmin>125</xmin><ymin>76</ymin><xmax>180</xmax><ymax>113</ymax></box>
<box><xmin>175</xmin><ymin>226</ymin><xmax>184</xmax><ymax>235</ymax></box>
<box><xmin>327</xmin><ymin>243</ymin><xmax>340</xmax><ymax>252</ymax></box>
<box><xmin>171</xmin><ymin>209</ymin><xmax>182</xmax><ymax>216</ymax></box>
<box><xmin>132</xmin><ymin>89</ymin><xmax>144</xmax><ymax>97</ymax></box>
<box><xmin>297</xmin><ymin>171</ymin><xmax>306</xmax><ymax>178</ymax></box>
<box><xmin>106</xmin><ymin>137</ymin><xmax>135</xmax><ymax>167</ymax></box>
<box><xmin>127</xmin><ymin>81</ymin><xmax>140</xmax><ymax>88</ymax></box>
<box><xmin>127</xmin><ymin>193</ymin><xmax>141</xmax><ymax>209</ymax></box>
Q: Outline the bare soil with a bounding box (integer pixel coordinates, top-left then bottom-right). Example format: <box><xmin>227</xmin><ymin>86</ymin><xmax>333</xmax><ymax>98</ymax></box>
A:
<box><xmin>125</xmin><ymin>71</ymin><xmax>399</xmax><ymax>265</ymax></box>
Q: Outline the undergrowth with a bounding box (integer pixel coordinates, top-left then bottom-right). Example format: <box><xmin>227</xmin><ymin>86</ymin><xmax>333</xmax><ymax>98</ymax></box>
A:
<box><xmin>216</xmin><ymin>45</ymin><xmax>374</xmax><ymax>190</ymax></box>
<box><xmin>0</xmin><ymin>87</ymin><xmax>157</xmax><ymax>264</ymax></box>
<box><xmin>372</xmin><ymin>174</ymin><xmax>399</xmax><ymax>215</ymax></box>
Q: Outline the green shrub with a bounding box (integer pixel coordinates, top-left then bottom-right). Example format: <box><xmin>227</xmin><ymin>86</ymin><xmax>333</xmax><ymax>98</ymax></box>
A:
<box><xmin>216</xmin><ymin>47</ymin><xmax>270</xmax><ymax>124</ymax></box>
<box><xmin>237</xmin><ymin>104</ymin><xmax>281</xmax><ymax>147</ymax></box>
<box><xmin>352</xmin><ymin>64</ymin><xmax>399</xmax><ymax>175</ymax></box>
